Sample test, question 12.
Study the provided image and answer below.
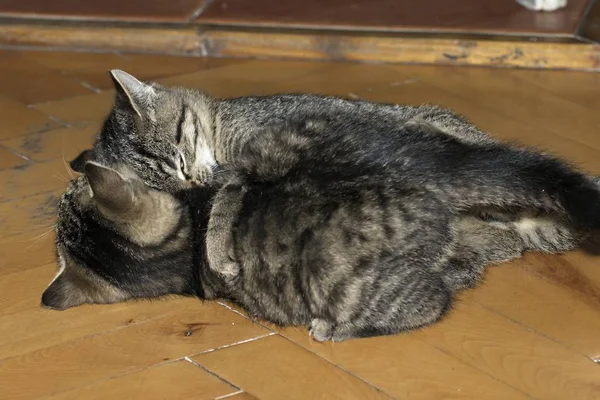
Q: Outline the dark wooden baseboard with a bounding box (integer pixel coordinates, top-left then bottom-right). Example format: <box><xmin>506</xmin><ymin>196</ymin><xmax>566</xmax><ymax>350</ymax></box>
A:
<box><xmin>2</xmin><ymin>21</ymin><xmax>600</xmax><ymax>71</ymax></box>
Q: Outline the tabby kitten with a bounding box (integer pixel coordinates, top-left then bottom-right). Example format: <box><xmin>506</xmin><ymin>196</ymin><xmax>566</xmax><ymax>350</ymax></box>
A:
<box><xmin>45</xmin><ymin>160</ymin><xmax>532</xmax><ymax>341</ymax></box>
<box><xmin>70</xmin><ymin>70</ymin><xmax>496</xmax><ymax>193</ymax></box>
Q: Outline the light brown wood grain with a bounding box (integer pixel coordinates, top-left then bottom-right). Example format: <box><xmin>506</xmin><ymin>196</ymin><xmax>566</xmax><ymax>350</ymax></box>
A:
<box><xmin>0</xmin><ymin>265</ymin><xmax>56</xmax><ymax>316</ymax></box>
<box><xmin>32</xmin><ymin>90</ymin><xmax>115</xmax><ymax>123</ymax></box>
<box><xmin>0</xmin><ymin>302</ymin><xmax>268</xmax><ymax>399</ymax></box>
<box><xmin>0</xmin><ymin>300</ymin><xmax>268</xmax><ymax>361</ymax></box>
<box><xmin>194</xmin><ymin>335</ymin><xmax>395</xmax><ymax>400</ymax></box>
<box><xmin>0</xmin><ymin>123</ymin><xmax>98</xmax><ymax>163</ymax></box>
<box><xmin>414</xmin><ymin>301</ymin><xmax>600</xmax><ymax>400</ymax></box>
<box><xmin>279</xmin><ymin>325</ymin><xmax>531</xmax><ymax>400</ymax></box>
<box><xmin>223</xmin><ymin>393</ymin><xmax>260</xmax><ymax>400</ymax></box>
<box><xmin>0</xmin><ymin>190</ymin><xmax>61</xmax><ymax>239</ymax></box>
<box><xmin>200</xmin><ymin>28</ymin><xmax>600</xmax><ymax>71</ymax></box>
<box><xmin>0</xmin><ymin>232</ymin><xmax>56</xmax><ymax>275</ymax></box>
<box><xmin>46</xmin><ymin>360</ymin><xmax>238</xmax><ymax>400</ymax></box>
<box><xmin>0</xmin><ymin>24</ymin><xmax>203</xmax><ymax>56</ymax></box>
<box><xmin>401</xmin><ymin>65</ymin><xmax>600</xmax><ymax>152</ymax></box>
<box><xmin>0</xmin><ymin>158</ymin><xmax>69</xmax><ymax>201</ymax></box>
<box><xmin>0</xmin><ymin>95</ymin><xmax>59</xmax><ymax>140</ymax></box>
<box><xmin>357</xmin><ymin>80</ymin><xmax>600</xmax><ymax>174</ymax></box>
<box><xmin>469</xmin><ymin>263</ymin><xmax>600</xmax><ymax>361</ymax></box>
<box><xmin>3</xmin><ymin>23</ymin><xmax>600</xmax><ymax>71</ymax></box>
<box><xmin>0</xmin><ymin>146</ymin><xmax>28</xmax><ymax>170</ymax></box>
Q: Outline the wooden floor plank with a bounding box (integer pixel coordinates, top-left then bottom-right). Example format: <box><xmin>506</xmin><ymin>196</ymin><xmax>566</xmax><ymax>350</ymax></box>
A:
<box><xmin>193</xmin><ymin>335</ymin><xmax>395</xmax><ymax>400</ymax></box>
<box><xmin>222</xmin><ymin>393</ymin><xmax>260</xmax><ymax>400</ymax></box>
<box><xmin>0</xmin><ymin>123</ymin><xmax>98</xmax><ymax>163</ymax></box>
<box><xmin>357</xmin><ymin>80</ymin><xmax>600</xmax><ymax>174</ymax></box>
<box><xmin>470</xmin><ymin>263</ymin><xmax>600</xmax><ymax>361</ymax></box>
<box><xmin>414</xmin><ymin>301</ymin><xmax>600</xmax><ymax>400</ymax></box>
<box><xmin>0</xmin><ymin>146</ymin><xmax>29</xmax><ymax>170</ymax></box>
<box><xmin>518</xmin><ymin>250</ymin><xmax>600</xmax><ymax>322</ymax></box>
<box><xmin>0</xmin><ymin>158</ymin><xmax>72</xmax><ymax>201</ymax></box>
<box><xmin>0</xmin><ymin>50</ymin><xmax>94</xmax><ymax>104</ymax></box>
<box><xmin>278</xmin><ymin>325</ymin><xmax>531</xmax><ymax>400</ymax></box>
<box><xmin>0</xmin><ymin>232</ymin><xmax>56</xmax><ymax>275</ymax></box>
<box><xmin>0</xmin><ymin>302</ymin><xmax>268</xmax><ymax>399</ymax></box>
<box><xmin>32</xmin><ymin>91</ymin><xmax>114</xmax><ymax>124</ymax></box>
<box><xmin>502</xmin><ymin>68</ymin><xmax>600</xmax><ymax>112</ymax></box>
<box><xmin>0</xmin><ymin>190</ymin><xmax>60</xmax><ymax>239</ymax></box>
<box><xmin>396</xmin><ymin>65</ymin><xmax>600</xmax><ymax>152</ymax></box>
<box><xmin>0</xmin><ymin>95</ymin><xmax>59</xmax><ymax>140</ymax></box>
<box><xmin>158</xmin><ymin>59</ymin><xmax>342</xmax><ymax>97</ymax></box>
<box><xmin>46</xmin><ymin>360</ymin><xmax>238</xmax><ymax>400</ymax></box>
<box><xmin>0</xmin><ymin>298</ymin><xmax>267</xmax><ymax>360</ymax></box>
<box><xmin>0</xmin><ymin>265</ymin><xmax>55</xmax><ymax>316</ymax></box>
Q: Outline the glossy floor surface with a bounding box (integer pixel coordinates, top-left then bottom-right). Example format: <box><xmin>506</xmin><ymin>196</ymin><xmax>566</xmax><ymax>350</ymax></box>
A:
<box><xmin>1</xmin><ymin>50</ymin><xmax>600</xmax><ymax>399</ymax></box>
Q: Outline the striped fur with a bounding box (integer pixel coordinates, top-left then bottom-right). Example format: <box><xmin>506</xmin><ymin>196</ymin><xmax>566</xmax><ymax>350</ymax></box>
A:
<box><xmin>45</xmin><ymin>162</ymin><xmax>527</xmax><ymax>341</ymax></box>
<box><xmin>46</xmin><ymin>138</ymin><xmax>593</xmax><ymax>341</ymax></box>
<box><xmin>71</xmin><ymin>71</ymin><xmax>600</xmax><ymax>245</ymax></box>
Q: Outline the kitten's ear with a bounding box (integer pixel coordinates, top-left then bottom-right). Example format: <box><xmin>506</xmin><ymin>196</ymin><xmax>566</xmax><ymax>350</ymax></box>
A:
<box><xmin>69</xmin><ymin>149</ymin><xmax>93</xmax><ymax>173</ymax></box>
<box><xmin>109</xmin><ymin>69</ymin><xmax>155</xmax><ymax>118</ymax></box>
<box><xmin>84</xmin><ymin>162</ymin><xmax>136</xmax><ymax>215</ymax></box>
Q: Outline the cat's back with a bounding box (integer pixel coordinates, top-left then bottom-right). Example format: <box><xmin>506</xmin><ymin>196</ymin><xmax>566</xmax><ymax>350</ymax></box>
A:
<box><xmin>233</xmin><ymin>172</ymin><xmax>443</xmax><ymax>269</ymax></box>
<box><xmin>219</xmin><ymin>93</ymin><xmax>419</xmax><ymax>129</ymax></box>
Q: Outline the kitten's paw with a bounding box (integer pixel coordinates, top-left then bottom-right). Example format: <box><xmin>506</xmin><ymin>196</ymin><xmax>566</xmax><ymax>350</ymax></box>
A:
<box><xmin>308</xmin><ymin>318</ymin><xmax>334</xmax><ymax>342</ymax></box>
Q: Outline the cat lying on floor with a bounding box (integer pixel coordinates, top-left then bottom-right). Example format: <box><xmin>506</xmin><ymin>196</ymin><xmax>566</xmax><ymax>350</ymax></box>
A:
<box><xmin>42</xmin><ymin>161</ymin><xmax>526</xmax><ymax>342</ymax></box>
<box><xmin>43</xmin><ymin>122</ymin><xmax>598</xmax><ymax>341</ymax></box>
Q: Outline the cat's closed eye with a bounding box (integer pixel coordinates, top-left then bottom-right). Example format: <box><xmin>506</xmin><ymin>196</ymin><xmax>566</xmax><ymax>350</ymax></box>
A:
<box><xmin>177</xmin><ymin>153</ymin><xmax>192</xmax><ymax>181</ymax></box>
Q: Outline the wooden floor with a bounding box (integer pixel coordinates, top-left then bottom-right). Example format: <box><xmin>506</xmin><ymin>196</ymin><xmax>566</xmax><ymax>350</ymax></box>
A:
<box><xmin>0</xmin><ymin>0</ymin><xmax>591</xmax><ymax>36</ymax></box>
<box><xmin>1</xmin><ymin>49</ymin><xmax>600</xmax><ymax>400</ymax></box>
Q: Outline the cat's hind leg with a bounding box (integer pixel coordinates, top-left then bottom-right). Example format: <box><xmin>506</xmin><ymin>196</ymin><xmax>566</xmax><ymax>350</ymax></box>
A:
<box><xmin>441</xmin><ymin>215</ymin><xmax>525</xmax><ymax>291</ymax></box>
<box><xmin>309</xmin><ymin>254</ymin><xmax>453</xmax><ymax>342</ymax></box>
<box><xmin>311</xmin><ymin>216</ymin><xmax>531</xmax><ymax>342</ymax></box>
<box><xmin>511</xmin><ymin>213</ymin><xmax>581</xmax><ymax>253</ymax></box>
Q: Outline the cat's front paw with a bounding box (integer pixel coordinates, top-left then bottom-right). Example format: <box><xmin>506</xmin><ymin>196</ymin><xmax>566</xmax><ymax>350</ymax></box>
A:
<box><xmin>308</xmin><ymin>318</ymin><xmax>334</xmax><ymax>342</ymax></box>
<box><xmin>212</xmin><ymin>249</ymin><xmax>240</xmax><ymax>282</ymax></box>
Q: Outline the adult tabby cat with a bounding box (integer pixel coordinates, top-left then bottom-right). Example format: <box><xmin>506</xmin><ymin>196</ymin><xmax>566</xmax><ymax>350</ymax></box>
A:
<box><xmin>45</xmin><ymin>158</ymin><xmax>534</xmax><ymax>342</ymax></box>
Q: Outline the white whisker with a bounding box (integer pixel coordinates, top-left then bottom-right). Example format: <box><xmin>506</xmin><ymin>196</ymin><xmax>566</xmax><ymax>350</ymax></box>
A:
<box><xmin>61</xmin><ymin>135</ymin><xmax>75</xmax><ymax>180</ymax></box>
<box><xmin>53</xmin><ymin>172</ymin><xmax>68</xmax><ymax>183</ymax></box>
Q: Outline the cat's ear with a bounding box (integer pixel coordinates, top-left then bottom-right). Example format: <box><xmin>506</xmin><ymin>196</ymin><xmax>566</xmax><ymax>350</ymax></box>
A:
<box><xmin>84</xmin><ymin>162</ymin><xmax>137</xmax><ymax>215</ymax></box>
<box><xmin>41</xmin><ymin>271</ymin><xmax>89</xmax><ymax>310</ymax></box>
<box><xmin>41</xmin><ymin>264</ymin><xmax>126</xmax><ymax>310</ymax></box>
<box><xmin>69</xmin><ymin>149</ymin><xmax>93</xmax><ymax>173</ymax></box>
<box><xmin>109</xmin><ymin>69</ymin><xmax>155</xmax><ymax>118</ymax></box>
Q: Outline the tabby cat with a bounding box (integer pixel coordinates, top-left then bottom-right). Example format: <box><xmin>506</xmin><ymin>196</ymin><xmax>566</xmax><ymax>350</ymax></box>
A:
<box><xmin>70</xmin><ymin>70</ymin><xmax>496</xmax><ymax>192</ymax></box>
<box><xmin>45</xmin><ymin>159</ymin><xmax>528</xmax><ymax>342</ymax></box>
<box><xmin>46</xmin><ymin>119</ymin><xmax>598</xmax><ymax>341</ymax></box>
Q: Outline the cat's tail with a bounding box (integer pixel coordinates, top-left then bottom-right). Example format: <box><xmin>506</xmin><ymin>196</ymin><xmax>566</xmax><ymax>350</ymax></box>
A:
<box><xmin>431</xmin><ymin>145</ymin><xmax>600</xmax><ymax>232</ymax></box>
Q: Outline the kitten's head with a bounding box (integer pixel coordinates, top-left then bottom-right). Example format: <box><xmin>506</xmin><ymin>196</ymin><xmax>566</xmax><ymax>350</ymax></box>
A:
<box><xmin>42</xmin><ymin>162</ymin><xmax>198</xmax><ymax>310</ymax></box>
<box><xmin>71</xmin><ymin>70</ymin><xmax>216</xmax><ymax>193</ymax></box>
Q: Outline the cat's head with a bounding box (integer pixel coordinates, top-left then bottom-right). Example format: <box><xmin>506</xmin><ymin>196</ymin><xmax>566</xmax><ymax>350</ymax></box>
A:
<box><xmin>70</xmin><ymin>70</ymin><xmax>216</xmax><ymax>193</ymax></box>
<box><xmin>42</xmin><ymin>162</ymin><xmax>199</xmax><ymax>310</ymax></box>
